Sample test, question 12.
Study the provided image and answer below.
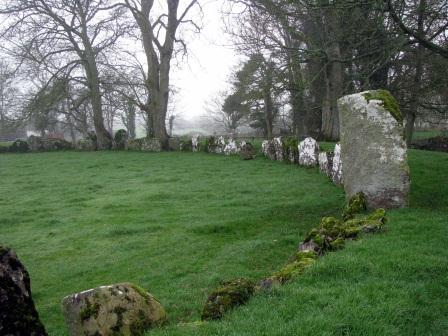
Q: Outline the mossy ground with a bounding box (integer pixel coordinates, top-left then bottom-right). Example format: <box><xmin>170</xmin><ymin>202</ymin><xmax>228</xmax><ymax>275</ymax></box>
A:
<box><xmin>1</xmin><ymin>149</ymin><xmax>447</xmax><ymax>335</ymax></box>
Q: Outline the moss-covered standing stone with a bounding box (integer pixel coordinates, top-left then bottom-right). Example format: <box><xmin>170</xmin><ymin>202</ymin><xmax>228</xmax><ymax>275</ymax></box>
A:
<box><xmin>61</xmin><ymin>283</ymin><xmax>166</xmax><ymax>336</ymax></box>
<box><xmin>338</xmin><ymin>90</ymin><xmax>410</xmax><ymax>208</ymax></box>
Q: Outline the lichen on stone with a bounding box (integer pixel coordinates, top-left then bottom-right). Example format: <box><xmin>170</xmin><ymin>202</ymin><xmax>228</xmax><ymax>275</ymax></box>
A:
<box><xmin>362</xmin><ymin>89</ymin><xmax>403</xmax><ymax>123</ymax></box>
<box><xmin>80</xmin><ymin>299</ymin><xmax>100</xmax><ymax>321</ymax></box>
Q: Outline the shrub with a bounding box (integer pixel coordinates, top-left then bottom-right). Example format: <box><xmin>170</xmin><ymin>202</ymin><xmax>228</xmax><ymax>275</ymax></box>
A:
<box><xmin>114</xmin><ymin>129</ymin><xmax>128</xmax><ymax>150</ymax></box>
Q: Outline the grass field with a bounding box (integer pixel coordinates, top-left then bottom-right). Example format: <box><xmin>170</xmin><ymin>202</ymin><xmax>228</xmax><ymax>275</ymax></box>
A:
<box><xmin>1</xmin><ymin>149</ymin><xmax>447</xmax><ymax>335</ymax></box>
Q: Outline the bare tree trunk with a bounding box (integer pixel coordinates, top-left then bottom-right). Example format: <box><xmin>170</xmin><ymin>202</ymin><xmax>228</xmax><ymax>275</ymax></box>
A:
<box><xmin>84</xmin><ymin>51</ymin><xmax>112</xmax><ymax>149</ymax></box>
<box><xmin>405</xmin><ymin>0</ymin><xmax>426</xmax><ymax>146</ymax></box>
<box><xmin>320</xmin><ymin>6</ymin><xmax>343</xmax><ymax>141</ymax></box>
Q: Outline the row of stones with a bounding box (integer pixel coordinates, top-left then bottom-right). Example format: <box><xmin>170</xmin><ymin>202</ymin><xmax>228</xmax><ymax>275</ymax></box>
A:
<box><xmin>200</xmin><ymin>193</ymin><xmax>386</xmax><ymax>321</ymax></box>
<box><xmin>261</xmin><ymin>137</ymin><xmax>343</xmax><ymax>185</ymax></box>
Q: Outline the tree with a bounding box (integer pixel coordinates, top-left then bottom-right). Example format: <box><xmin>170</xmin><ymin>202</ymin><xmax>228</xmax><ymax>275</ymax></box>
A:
<box><xmin>1</xmin><ymin>0</ymin><xmax>128</xmax><ymax>149</ymax></box>
<box><xmin>122</xmin><ymin>0</ymin><xmax>200</xmax><ymax>148</ymax></box>
<box><xmin>386</xmin><ymin>0</ymin><xmax>448</xmax><ymax>59</ymax></box>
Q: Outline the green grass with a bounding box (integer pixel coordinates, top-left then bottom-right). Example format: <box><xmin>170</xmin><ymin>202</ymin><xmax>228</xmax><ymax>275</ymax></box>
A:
<box><xmin>413</xmin><ymin>130</ymin><xmax>446</xmax><ymax>140</ymax></box>
<box><xmin>0</xmin><ymin>141</ymin><xmax>12</xmax><ymax>147</ymax></box>
<box><xmin>1</xmin><ymin>149</ymin><xmax>447</xmax><ymax>336</ymax></box>
<box><xmin>0</xmin><ymin>151</ymin><xmax>344</xmax><ymax>335</ymax></box>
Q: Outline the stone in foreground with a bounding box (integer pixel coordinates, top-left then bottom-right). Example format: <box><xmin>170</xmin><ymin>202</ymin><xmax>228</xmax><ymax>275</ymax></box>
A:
<box><xmin>298</xmin><ymin>137</ymin><xmax>319</xmax><ymax>167</ymax></box>
<box><xmin>338</xmin><ymin>90</ymin><xmax>410</xmax><ymax>208</ymax></box>
<box><xmin>62</xmin><ymin>283</ymin><xmax>166</xmax><ymax>336</ymax></box>
<box><xmin>0</xmin><ymin>246</ymin><xmax>48</xmax><ymax>336</ymax></box>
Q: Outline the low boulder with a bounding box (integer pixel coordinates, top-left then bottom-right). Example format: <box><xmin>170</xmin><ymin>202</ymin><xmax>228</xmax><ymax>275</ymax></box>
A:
<box><xmin>239</xmin><ymin>142</ymin><xmax>255</xmax><ymax>160</ymax></box>
<box><xmin>201</xmin><ymin>278</ymin><xmax>255</xmax><ymax>321</ymax></box>
<box><xmin>0</xmin><ymin>246</ymin><xmax>48</xmax><ymax>335</ymax></box>
<box><xmin>62</xmin><ymin>283</ymin><xmax>166</xmax><ymax>336</ymax></box>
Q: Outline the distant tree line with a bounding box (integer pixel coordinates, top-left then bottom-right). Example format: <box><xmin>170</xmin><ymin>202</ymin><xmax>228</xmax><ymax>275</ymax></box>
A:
<box><xmin>216</xmin><ymin>0</ymin><xmax>448</xmax><ymax>144</ymax></box>
<box><xmin>0</xmin><ymin>0</ymin><xmax>200</xmax><ymax>149</ymax></box>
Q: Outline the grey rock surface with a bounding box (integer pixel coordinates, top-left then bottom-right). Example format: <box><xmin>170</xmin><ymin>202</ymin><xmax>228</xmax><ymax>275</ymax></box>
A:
<box><xmin>338</xmin><ymin>90</ymin><xmax>410</xmax><ymax>208</ymax></box>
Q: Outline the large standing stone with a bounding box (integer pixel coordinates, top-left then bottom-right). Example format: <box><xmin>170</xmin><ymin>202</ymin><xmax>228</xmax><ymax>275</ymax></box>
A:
<box><xmin>338</xmin><ymin>90</ymin><xmax>410</xmax><ymax>208</ymax></box>
<box><xmin>62</xmin><ymin>283</ymin><xmax>166</xmax><ymax>336</ymax></box>
<box><xmin>0</xmin><ymin>246</ymin><xmax>48</xmax><ymax>336</ymax></box>
<box><xmin>262</xmin><ymin>140</ymin><xmax>276</xmax><ymax>160</ymax></box>
<box><xmin>298</xmin><ymin>137</ymin><xmax>319</xmax><ymax>167</ymax></box>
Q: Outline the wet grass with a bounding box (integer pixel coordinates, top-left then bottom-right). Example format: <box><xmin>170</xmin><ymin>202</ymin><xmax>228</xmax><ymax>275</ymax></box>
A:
<box><xmin>1</xmin><ymin>149</ymin><xmax>446</xmax><ymax>335</ymax></box>
<box><xmin>0</xmin><ymin>151</ymin><xmax>344</xmax><ymax>335</ymax></box>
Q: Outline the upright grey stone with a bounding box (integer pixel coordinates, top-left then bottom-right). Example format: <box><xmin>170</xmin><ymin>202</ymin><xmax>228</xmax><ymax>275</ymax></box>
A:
<box><xmin>318</xmin><ymin>152</ymin><xmax>334</xmax><ymax>177</ymax></box>
<box><xmin>191</xmin><ymin>136</ymin><xmax>199</xmax><ymax>152</ymax></box>
<box><xmin>338</xmin><ymin>90</ymin><xmax>410</xmax><ymax>208</ymax></box>
<box><xmin>332</xmin><ymin>144</ymin><xmax>343</xmax><ymax>185</ymax></box>
<box><xmin>273</xmin><ymin>137</ymin><xmax>285</xmax><ymax>161</ymax></box>
<box><xmin>215</xmin><ymin>136</ymin><xmax>226</xmax><ymax>154</ymax></box>
<box><xmin>298</xmin><ymin>137</ymin><xmax>319</xmax><ymax>167</ymax></box>
<box><xmin>224</xmin><ymin>138</ymin><xmax>238</xmax><ymax>155</ymax></box>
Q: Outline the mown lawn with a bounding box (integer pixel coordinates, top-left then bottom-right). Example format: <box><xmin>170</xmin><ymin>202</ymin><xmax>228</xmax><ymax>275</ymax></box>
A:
<box><xmin>152</xmin><ymin>149</ymin><xmax>448</xmax><ymax>336</ymax></box>
<box><xmin>0</xmin><ymin>151</ymin><xmax>345</xmax><ymax>335</ymax></box>
<box><xmin>1</xmin><ymin>149</ymin><xmax>447</xmax><ymax>335</ymax></box>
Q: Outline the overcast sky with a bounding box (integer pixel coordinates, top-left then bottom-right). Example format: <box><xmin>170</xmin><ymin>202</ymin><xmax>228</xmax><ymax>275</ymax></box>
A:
<box><xmin>170</xmin><ymin>0</ymin><xmax>241</xmax><ymax>120</ymax></box>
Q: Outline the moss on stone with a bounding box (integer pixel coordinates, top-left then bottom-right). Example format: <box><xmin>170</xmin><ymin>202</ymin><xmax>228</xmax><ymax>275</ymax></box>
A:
<box><xmin>201</xmin><ymin>278</ymin><xmax>255</xmax><ymax>321</ymax></box>
<box><xmin>128</xmin><ymin>284</ymin><xmax>153</xmax><ymax>306</ymax></box>
<box><xmin>363</xmin><ymin>89</ymin><xmax>403</xmax><ymax>123</ymax></box>
<box><xmin>329</xmin><ymin>237</ymin><xmax>345</xmax><ymax>250</ymax></box>
<box><xmin>272</xmin><ymin>258</ymin><xmax>316</xmax><ymax>284</ymax></box>
<box><xmin>367</xmin><ymin>208</ymin><xmax>387</xmax><ymax>223</ymax></box>
<box><xmin>295</xmin><ymin>250</ymin><xmax>318</xmax><ymax>262</ymax></box>
<box><xmin>343</xmin><ymin>192</ymin><xmax>367</xmax><ymax>221</ymax></box>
